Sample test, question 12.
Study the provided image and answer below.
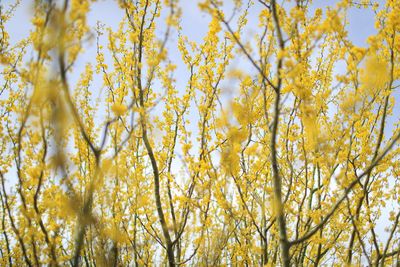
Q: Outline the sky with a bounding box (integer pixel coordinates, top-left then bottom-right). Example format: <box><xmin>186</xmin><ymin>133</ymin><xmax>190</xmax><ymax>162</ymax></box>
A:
<box><xmin>4</xmin><ymin>0</ymin><xmax>381</xmax><ymax>44</ymax></box>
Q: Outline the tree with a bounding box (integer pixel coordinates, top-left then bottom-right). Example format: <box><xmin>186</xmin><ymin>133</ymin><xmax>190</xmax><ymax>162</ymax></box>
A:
<box><xmin>0</xmin><ymin>0</ymin><xmax>399</xmax><ymax>266</ymax></box>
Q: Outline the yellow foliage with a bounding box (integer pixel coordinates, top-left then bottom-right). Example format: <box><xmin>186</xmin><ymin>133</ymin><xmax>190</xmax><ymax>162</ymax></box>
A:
<box><xmin>360</xmin><ymin>55</ymin><xmax>389</xmax><ymax>95</ymax></box>
<box><xmin>0</xmin><ymin>0</ymin><xmax>399</xmax><ymax>266</ymax></box>
<box><xmin>111</xmin><ymin>103</ymin><xmax>127</xmax><ymax>116</ymax></box>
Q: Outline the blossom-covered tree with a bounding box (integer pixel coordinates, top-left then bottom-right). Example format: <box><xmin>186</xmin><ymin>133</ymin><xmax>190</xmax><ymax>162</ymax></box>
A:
<box><xmin>0</xmin><ymin>0</ymin><xmax>399</xmax><ymax>266</ymax></box>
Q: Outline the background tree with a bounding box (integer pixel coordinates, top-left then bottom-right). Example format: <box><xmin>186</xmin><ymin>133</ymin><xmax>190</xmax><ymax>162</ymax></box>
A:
<box><xmin>0</xmin><ymin>0</ymin><xmax>399</xmax><ymax>266</ymax></box>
